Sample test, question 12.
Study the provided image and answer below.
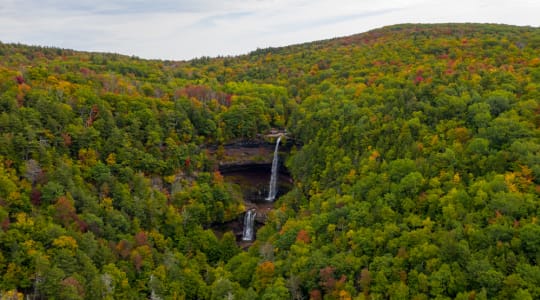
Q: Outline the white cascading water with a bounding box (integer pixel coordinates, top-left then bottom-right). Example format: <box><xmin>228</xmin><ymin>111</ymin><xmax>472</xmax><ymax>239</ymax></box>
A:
<box><xmin>242</xmin><ymin>209</ymin><xmax>257</xmax><ymax>241</ymax></box>
<box><xmin>265</xmin><ymin>136</ymin><xmax>281</xmax><ymax>201</ymax></box>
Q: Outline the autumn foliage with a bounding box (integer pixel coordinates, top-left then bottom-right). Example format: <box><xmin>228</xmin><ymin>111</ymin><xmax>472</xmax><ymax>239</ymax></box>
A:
<box><xmin>0</xmin><ymin>23</ymin><xmax>540</xmax><ymax>299</ymax></box>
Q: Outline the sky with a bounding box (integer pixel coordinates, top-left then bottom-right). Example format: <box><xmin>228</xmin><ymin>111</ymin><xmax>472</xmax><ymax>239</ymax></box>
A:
<box><xmin>0</xmin><ymin>0</ymin><xmax>539</xmax><ymax>61</ymax></box>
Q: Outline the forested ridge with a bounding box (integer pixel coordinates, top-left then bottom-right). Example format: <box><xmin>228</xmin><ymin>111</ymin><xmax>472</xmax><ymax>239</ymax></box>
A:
<box><xmin>0</xmin><ymin>23</ymin><xmax>540</xmax><ymax>299</ymax></box>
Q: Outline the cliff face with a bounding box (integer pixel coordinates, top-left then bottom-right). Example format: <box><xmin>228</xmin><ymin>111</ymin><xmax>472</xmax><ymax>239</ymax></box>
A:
<box><xmin>214</xmin><ymin>143</ymin><xmax>276</xmax><ymax>172</ymax></box>
<box><xmin>209</xmin><ymin>133</ymin><xmax>293</xmax><ymax>172</ymax></box>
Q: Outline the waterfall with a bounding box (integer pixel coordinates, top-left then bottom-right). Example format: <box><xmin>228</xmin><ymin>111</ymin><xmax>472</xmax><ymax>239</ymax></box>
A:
<box><xmin>242</xmin><ymin>209</ymin><xmax>257</xmax><ymax>241</ymax></box>
<box><xmin>265</xmin><ymin>136</ymin><xmax>281</xmax><ymax>201</ymax></box>
<box><xmin>149</xmin><ymin>275</ymin><xmax>162</xmax><ymax>300</ymax></box>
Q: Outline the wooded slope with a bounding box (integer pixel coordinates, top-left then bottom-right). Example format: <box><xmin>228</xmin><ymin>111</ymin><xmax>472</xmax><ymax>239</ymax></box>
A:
<box><xmin>0</xmin><ymin>23</ymin><xmax>539</xmax><ymax>299</ymax></box>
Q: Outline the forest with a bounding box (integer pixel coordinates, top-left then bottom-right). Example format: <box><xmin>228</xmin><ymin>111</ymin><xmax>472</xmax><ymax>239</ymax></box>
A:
<box><xmin>0</xmin><ymin>23</ymin><xmax>540</xmax><ymax>299</ymax></box>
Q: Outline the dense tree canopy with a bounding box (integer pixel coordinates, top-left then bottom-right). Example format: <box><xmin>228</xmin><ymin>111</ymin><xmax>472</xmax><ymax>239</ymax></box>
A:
<box><xmin>0</xmin><ymin>23</ymin><xmax>540</xmax><ymax>299</ymax></box>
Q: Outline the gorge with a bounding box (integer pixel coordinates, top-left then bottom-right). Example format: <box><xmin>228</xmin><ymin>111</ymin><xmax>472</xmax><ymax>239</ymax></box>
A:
<box><xmin>211</xmin><ymin>135</ymin><xmax>292</xmax><ymax>243</ymax></box>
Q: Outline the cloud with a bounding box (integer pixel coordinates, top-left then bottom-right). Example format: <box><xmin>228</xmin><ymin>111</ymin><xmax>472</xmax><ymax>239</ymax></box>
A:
<box><xmin>7</xmin><ymin>0</ymin><xmax>214</xmax><ymax>14</ymax></box>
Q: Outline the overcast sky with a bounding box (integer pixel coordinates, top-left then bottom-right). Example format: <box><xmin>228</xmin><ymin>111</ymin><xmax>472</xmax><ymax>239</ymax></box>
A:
<box><xmin>1</xmin><ymin>0</ymin><xmax>539</xmax><ymax>61</ymax></box>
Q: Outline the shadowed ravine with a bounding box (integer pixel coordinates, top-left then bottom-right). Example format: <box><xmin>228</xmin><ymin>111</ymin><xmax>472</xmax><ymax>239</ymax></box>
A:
<box><xmin>219</xmin><ymin>162</ymin><xmax>292</xmax><ymax>244</ymax></box>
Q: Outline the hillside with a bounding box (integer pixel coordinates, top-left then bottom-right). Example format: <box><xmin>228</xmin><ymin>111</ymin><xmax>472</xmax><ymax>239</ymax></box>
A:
<box><xmin>0</xmin><ymin>23</ymin><xmax>540</xmax><ymax>299</ymax></box>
